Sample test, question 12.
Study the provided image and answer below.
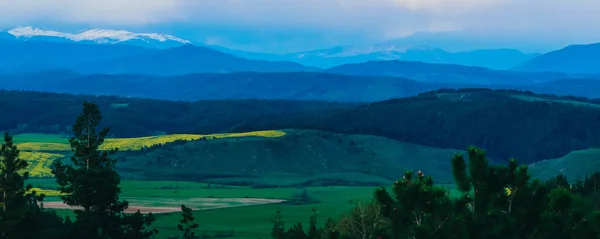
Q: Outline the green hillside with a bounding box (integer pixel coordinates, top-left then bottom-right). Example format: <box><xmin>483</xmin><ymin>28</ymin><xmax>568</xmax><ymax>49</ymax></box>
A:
<box><xmin>14</xmin><ymin>130</ymin><xmax>464</xmax><ymax>185</ymax></box>
<box><xmin>529</xmin><ymin>148</ymin><xmax>600</xmax><ymax>181</ymax></box>
<box><xmin>115</xmin><ymin>130</ymin><xmax>463</xmax><ymax>185</ymax></box>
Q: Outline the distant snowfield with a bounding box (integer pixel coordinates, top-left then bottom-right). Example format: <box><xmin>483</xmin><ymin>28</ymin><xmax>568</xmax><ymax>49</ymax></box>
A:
<box><xmin>7</xmin><ymin>26</ymin><xmax>191</xmax><ymax>44</ymax></box>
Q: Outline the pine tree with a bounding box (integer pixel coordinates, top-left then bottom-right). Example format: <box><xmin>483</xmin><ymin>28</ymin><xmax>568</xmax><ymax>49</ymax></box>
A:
<box><xmin>271</xmin><ymin>210</ymin><xmax>285</xmax><ymax>239</ymax></box>
<box><xmin>307</xmin><ymin>208</ymin><xmax>319</xmax><ymax>239</ymax></box>
<box><xmin>52</xmin><ymin>101</ymin><xmax>129</xmax><ymax>239</ymax></box>
<box><xmin>0</xmin><ymin>131</ymin><xmax>43</xmax><ymax>238</ymax></box>
<box><xmin>121</xmin><ymin>210</ymin><xmax>159</xmax><ymax>239</ymax></box>
<box><xmin>177</xmin><ymin>204</ymin><xmax>199</xmax><ymax>239</ymax></box>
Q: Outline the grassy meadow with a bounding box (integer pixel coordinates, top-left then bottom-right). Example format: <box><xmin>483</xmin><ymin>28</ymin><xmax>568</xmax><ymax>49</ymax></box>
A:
<box><xmin>27</xmin><ymin>178</ymin><xmax>391</xmax><ymax>239</ymax></box>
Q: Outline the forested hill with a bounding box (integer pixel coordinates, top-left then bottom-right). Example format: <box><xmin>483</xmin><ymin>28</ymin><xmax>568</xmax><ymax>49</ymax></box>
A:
<box><xmin>235</xmin><ymin>89</ymin><xmax>600</xmax><ymax>164</ymax></box>
<box><xmin>0</xmin><ymin>90</ymin><xmax>355</xmax><ymax>137</ymax></box>
<box><xmin>3</xmin><ymin>89</ymin><xmax>600</xmax><ymax>164</ymax></box>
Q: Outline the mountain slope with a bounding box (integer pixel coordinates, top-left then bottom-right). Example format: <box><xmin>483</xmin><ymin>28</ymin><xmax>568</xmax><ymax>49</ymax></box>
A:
<box><xmin>73</xmin><ymin>44</ymin><xmax>317</xmax><ymax>75</ymax></box>
<box><xmin>513</xmin><ymin>42</ymin><xmax>600</xmax><ymax>74</ymax></box>
<box><xmin>325</xmin><ymin>60</ymin><xmax>569</xmax><ymax>85</ymax></box>
<box><xmin>7</xmin><ymin>26</ymin><xmax>190</xmax><ymax>49</ymax></box>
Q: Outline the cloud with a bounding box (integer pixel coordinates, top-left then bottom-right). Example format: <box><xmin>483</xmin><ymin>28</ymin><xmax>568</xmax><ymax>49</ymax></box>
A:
<box><xmin>1</xmin><ymin>0</ymin><xmax>599</xmax><ymax>51</ymax></box>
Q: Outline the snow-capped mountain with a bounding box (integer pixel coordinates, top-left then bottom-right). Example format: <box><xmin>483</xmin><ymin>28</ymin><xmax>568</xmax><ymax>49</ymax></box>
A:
<box><xmin>5</xmin><ymin>26</ymin><xmax>191</xmax><ymax>49</ymax></box>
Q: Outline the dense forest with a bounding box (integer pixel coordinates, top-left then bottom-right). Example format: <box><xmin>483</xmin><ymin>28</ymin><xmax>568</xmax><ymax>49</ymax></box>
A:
<box><xmin>236</xmin><ymin>89</ymin><xmax>600</xmax><ymax>163</ymax></box>
<box><xmin>0</xmin><ymin>90</ymin><xmax>354</xmax><ymax>137</ymax></box>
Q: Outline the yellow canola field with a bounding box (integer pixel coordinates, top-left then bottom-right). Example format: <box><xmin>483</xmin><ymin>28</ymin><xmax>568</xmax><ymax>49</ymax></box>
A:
<box><xmin>17</xmin><ymin>142</ymin><xmax>71</xmax><ymax>151</ymax></box>
<box><xmin>16</xmin><ymin>130</ymin><xmax>286</xmax><ymax>152</ymax></box>
<box><xmin>100</xmin><ymin>130</ymin><xmax>286</xmax><ymax>151</ymax></box>
<box><xmin>19</xmin><ymin>152</ymin><xmax>66</xmax><ymax>177</ymax></box>
<box><xmin>26</xmin><ymin>188</ymin><xmax>63</xmax><ymax>197</ymax></box>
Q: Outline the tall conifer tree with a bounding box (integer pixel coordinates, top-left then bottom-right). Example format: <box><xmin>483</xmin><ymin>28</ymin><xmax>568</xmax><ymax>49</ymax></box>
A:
<box><xmin>52</xmin><ymin>102</ymin><xmax>128</xmax><ymax>238</ymax></box>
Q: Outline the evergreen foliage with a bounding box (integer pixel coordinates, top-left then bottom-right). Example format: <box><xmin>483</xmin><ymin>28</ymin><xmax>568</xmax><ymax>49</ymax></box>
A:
<box><xmin>177</xmin><ymin>204</ymin><xmax>200</xmax><ymax>239</ymax></box>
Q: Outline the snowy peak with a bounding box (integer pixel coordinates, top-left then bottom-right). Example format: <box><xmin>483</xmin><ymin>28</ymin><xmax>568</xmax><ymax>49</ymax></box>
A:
<box><xmin>7</xmin><ymin>26</ymin><xmax>191</xmax><ymax>48</ymax></box>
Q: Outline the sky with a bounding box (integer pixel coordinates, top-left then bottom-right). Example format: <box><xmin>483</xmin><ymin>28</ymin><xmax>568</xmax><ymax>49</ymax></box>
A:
<box><xmin>1</xmin><ymin>0</ymin><xmax>599</xmax><ymax>53</ymax></box>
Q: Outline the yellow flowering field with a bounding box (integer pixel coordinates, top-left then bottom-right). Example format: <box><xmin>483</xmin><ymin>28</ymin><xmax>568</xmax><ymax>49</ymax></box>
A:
<box><xmin>26</xmin><ymin>187</ymin><xmax>64</xmax><ymax>197</ymax></box>
<box><xmin>100</xmin><ymin>130</ymin><xmax>286</xmax><ymax>151</ymax></box>
<box><xmin>15</xmin><ymin>130</ymin><xmax>286</xmax><ymax>152</ymax></box>
<box><xmin>16</xmin><ymin>142</ymin><xmax>71</xmax><ymax>151</ymax></box>
<box><xmin>19</xmin><ymin>152</ymin><xmax>66</xmax><ymax>177</ymax></box>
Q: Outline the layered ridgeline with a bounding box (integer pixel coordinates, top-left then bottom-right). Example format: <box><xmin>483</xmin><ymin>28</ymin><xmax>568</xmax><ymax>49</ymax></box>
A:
<box><xmin>2</xmin><ymin>70</ymin><xmax>600</xmax><ymax>102</ymax></box>
<box><xmin>3</xmin><ymin>89</ymin><xmax>600</xmax><ymax>184</ymax></box>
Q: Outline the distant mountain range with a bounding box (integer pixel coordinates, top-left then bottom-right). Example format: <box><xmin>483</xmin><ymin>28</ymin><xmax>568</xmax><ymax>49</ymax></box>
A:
<box><xmin>325</xmin><ymin>60</ymin><xmax>570</xmax><ymax>85</ymax></box>
<box><xmin>2</xmin><ymin>26</ymin><xmax>540</xmax><ymax>70</ymax></box>
<box><xmin>513</xmin><ymin>42</ymin><xmax>600</xmax><ymax>74</ymax></box>
<box><xmin>214</xmin><ymin>44</ymin><xmax>540</xmax><ymax>69</ymax></box>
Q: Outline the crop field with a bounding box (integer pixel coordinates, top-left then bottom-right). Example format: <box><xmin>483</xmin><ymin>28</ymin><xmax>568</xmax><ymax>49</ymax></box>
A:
<box><xmin>20</xmin><ymin>152</ymin><xmax>66</xmax><ymax>177</ymax></box>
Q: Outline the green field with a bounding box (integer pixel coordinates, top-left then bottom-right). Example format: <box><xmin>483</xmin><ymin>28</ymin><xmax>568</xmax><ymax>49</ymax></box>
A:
<box><xmin>28</xmin><ymin>178</ymin><xmax>384</xmax><ymax>239</ymax></box>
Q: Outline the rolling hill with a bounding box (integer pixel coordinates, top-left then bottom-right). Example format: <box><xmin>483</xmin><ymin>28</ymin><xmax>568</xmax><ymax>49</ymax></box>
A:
<box><xmin>514</xmin><ymin>42</ymin><xmax>600</xmax><ymax>74</ymax></box>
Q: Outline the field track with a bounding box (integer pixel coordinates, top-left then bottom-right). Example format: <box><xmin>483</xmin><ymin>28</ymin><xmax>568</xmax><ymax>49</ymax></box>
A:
<box><xmin>42</xmin><ymin>198</ymin><xmax>286</xmax><ymax>214</ymax></box>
